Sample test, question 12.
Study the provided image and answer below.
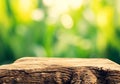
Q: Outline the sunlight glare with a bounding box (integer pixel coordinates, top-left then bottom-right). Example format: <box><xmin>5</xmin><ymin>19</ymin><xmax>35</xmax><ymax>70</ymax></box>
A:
<box><xmin>68</xmin><ymin>0</ymin><xmax>83</xmax><ymax>9</ymax></box>
<box><xmin>45</xmin><ymin>0</ymin><xmax>84</xmax><ymax>24</ymax></box>
<box><xmin>42</xmin><ymin>0</ymin><xmax>54</xmax><ymax>7</ymax></box>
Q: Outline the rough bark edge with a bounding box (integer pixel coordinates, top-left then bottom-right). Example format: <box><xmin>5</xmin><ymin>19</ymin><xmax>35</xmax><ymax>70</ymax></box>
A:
<box><xmin>0</xmin><ymin>66</ymin><xmax>120</xmax><ymax>84</ymax></box>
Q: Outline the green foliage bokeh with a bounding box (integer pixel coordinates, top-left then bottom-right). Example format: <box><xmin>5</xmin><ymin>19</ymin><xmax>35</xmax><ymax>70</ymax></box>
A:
<box><xmin>0</xmin><ymin>0</ymin><xmax>120</xmax><ymax>64</ymax></box>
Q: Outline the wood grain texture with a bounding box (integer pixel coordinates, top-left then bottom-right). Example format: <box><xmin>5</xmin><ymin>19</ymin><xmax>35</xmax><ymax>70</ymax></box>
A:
<box><xmin>0</xmin><ymin>57</ymin><xmax>120</xmax><ymax>84</ymax></box>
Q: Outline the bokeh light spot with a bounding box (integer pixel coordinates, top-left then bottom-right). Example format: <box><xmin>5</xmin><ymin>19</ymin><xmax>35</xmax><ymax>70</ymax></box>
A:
<box><xmin>60</xmin><ymin>14</ymin><xmax>74</xmax><ymax>29</ymax></box>
<box><xmin>31</xmin><ymin>9</ymin><xmax>44</xmax><ymax>21</ymax></box>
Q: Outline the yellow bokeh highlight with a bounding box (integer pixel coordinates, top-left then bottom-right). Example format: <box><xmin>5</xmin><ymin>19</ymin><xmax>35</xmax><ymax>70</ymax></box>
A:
<box><xmin>96</xmin><ymin>7</ymin><xmax>114</xmax><ymax>51</ymax></box>
<box><xmin>96</xmin><ymin>7</ymin><xmax>113</xmax><ymax>28</ymax></box>
<box><xmin>0</xmin><ymin>0</ymin><xmax>12</xmax><ymax>37</ymax></box>
<box><xmin>97</xmin><ymin>32</ymin><xmax>107</xmax><ymax>51</ymax></box>
<box><xmin>11</xmin><ymin>0</ymin><xmax>37</xmax><ymax>23</ymax></box>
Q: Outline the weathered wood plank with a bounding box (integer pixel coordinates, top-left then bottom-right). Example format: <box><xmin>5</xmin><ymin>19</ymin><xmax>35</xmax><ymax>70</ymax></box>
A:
<box><xmin>0</xmin><ymin>57</ymin><xmax>120</xmax><ymax>84</ymax></box>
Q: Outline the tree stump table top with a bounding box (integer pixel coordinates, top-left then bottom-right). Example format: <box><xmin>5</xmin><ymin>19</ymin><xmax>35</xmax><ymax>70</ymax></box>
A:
<box><xmin>0</xmin><ymin>57</ymin><xmax>120</xmax><ymax>84</ymax></box>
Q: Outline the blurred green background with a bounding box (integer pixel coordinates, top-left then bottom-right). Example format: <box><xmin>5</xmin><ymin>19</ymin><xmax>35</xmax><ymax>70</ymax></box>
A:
<box><xmin>0</xmin><ymin>0</ymin><xmax>120</xmax><ymax>65</ymax></box>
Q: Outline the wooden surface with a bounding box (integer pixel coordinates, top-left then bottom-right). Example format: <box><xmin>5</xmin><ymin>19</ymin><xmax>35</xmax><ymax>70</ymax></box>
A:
<box><xmin>0</xmin><ymin>57</ymin><xmax>120</xmax><ymax>84</ymax></box>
